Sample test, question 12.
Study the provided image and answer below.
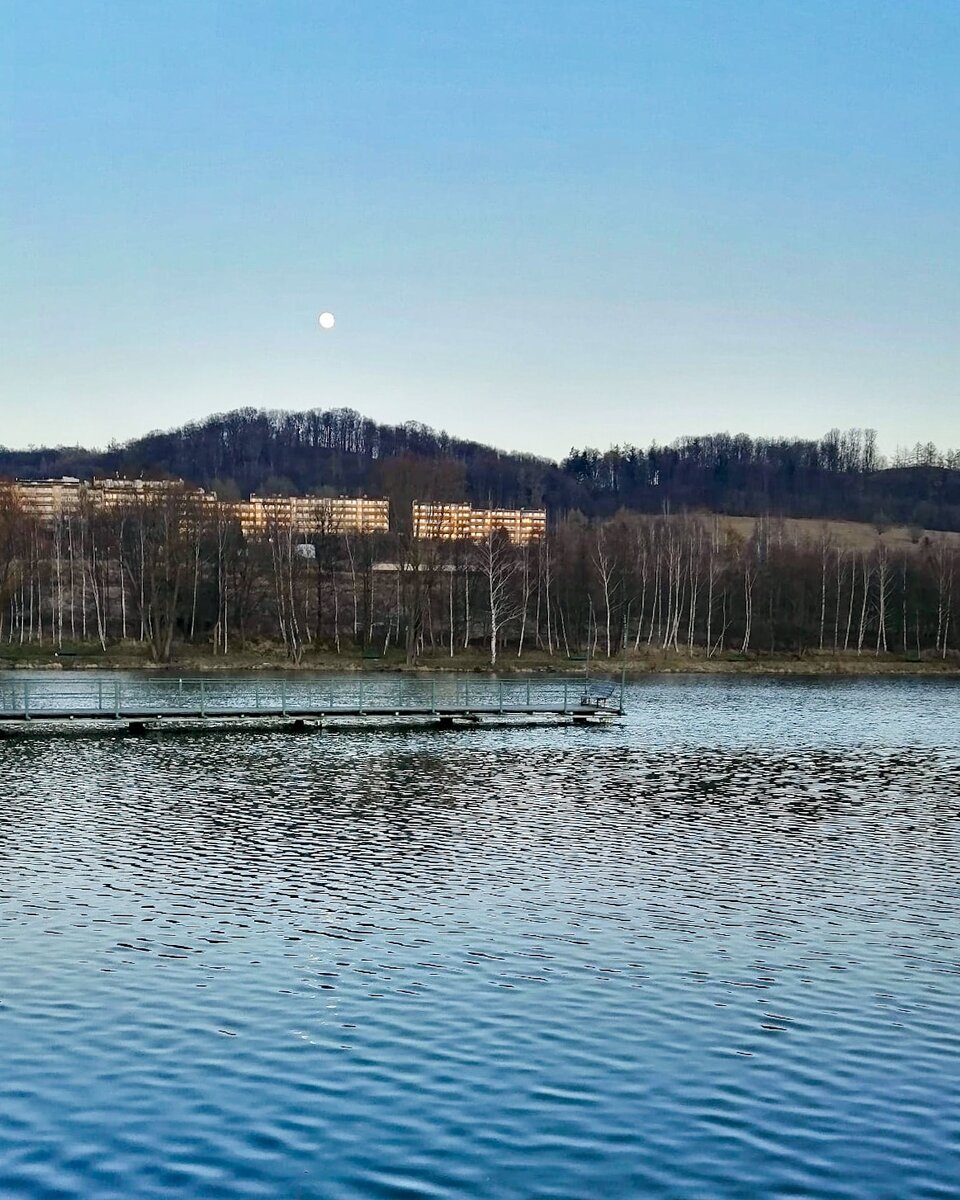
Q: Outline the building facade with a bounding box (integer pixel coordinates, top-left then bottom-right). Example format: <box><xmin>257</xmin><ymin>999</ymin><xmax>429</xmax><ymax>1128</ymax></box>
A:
<box><xmin>88</xmin><ymin>477</ymin><xmax>218</xmax><ymax>511</ymax></box>
<box><xmin>12</xmin><ymin>477</ymin><xmax>216</xmax><ymax>520</ymax></box>
<box><xmin>412</xmin><ymin>501</ymin><xmax>546</xmax><ymax>544</ymax></box>
<box><xmin>238</xmin><ymin>495</ymin><xmax>390</xmax><ymax>538</ymax></box>
<box><xmin>10</xmin><ymin>478</ymin><xmax>544</xmax><ymax>545</ymax></box>
<box><xmin>12</xmin><ymin>478</ymin><xmax>83</xmax><ymax>521</ymax></box>
<box><xmin>10</xmin><ymin>477</ymin><xmax>389</xmax><ymax>539</ymax></box>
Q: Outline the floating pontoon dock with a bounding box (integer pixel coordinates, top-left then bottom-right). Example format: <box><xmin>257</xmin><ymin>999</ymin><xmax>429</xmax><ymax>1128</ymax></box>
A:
<box><xmin>0</xmin><ymin>676</ymin><xmax>624</xmax><ymax>735</ymax></box>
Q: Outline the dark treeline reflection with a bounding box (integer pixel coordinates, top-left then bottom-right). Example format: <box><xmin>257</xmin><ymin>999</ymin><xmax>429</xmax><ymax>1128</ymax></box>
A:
<box><xmin>1</xmin><ymin>483</ymin><xmax>957</xmax><ymax>665</ymax></box>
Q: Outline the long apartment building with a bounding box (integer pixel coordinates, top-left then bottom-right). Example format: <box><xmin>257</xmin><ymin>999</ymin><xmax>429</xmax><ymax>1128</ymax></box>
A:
<box><xmin>9</xmin><ymin>477</ymin><xmax>389</xmax><ymax>538</ymax></box>
<box><xmin>9</xmin><ymin>478</ymin><xmax>543</xmax><ymax>543</ymax></box>
<box><xmin>238</xmin><ymin>495</ymin><xmax>389</xmax><ymax>537</ymax></box>
<box><xmin>10</xmin><ymin>476</ymin><xmax>217</xmax><ymax>519</ymax></box>
<box><xmin>92</xmin><ymin>477</ymin><xmax>218</xmax><ymax>511</ymax></box>
<box><xmin>11</xmin><ymin>477</ymin><xmax>84</xmax><ymax>521</ymax></box>
<box><xmin>412</xmin><ymin>501</ymin><xmax>546</xmax><ymax>545</ymax></box>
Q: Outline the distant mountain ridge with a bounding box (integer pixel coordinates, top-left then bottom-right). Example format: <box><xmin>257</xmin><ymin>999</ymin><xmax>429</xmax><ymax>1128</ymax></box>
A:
<box><xmin>2</xmin><ymin>407</ymin><xmax>959</xmax><ymax>531</ymax></box>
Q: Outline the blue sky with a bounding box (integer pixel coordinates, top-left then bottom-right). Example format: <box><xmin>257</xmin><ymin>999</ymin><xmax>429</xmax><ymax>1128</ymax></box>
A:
<box><xmin>2</xmin><ymin>1</ymin><xmax>958</xmax><ymax>458</ymax></box>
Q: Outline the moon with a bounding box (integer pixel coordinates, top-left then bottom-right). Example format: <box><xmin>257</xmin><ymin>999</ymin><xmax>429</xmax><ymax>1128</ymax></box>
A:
<box><xmin>318</xmin><ymin>311</ymin><xmax>336</xmax><ymax>330</ymax></box>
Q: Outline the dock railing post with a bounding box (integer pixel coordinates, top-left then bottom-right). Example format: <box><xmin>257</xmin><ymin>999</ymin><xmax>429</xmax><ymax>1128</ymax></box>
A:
<box><xmin>359</xmin><ymin>678</ymin><xmax>364</xmax><ymax>713</ymax></box>
<box><xmin>97</xmin><ymin>680</ymin><xmax>103</xmax><ymax>714</ymax></box>
<box><xmin>431</xmin><ymin>679</ymin><xmax>436</xmax><ymax>713</ymax></box>
<box><xmin>114</xmin><ymin>681</ymin><xmax>120</xmax><ymax>719</ymax></box>
<box><xmin>563</xmin><ymin>682</ymin><xmax>568</xmax><ymax>713</ymax></box>
<box><xmin>620</xmin><ymin>662</ymin><xmax>626</xmax><ymax>714</ymax></box>
<box><xmin>499</xmin><ymin>680</ymin><xmax>503</xmax><ymax>713</ymax></box>
<box><xmin>281</xmin><ymin>679</ymin><xmax>287</xmax><ymax>717</ymax></box>
<box><xmin>200</xmin><ymin>678</ymin><xmax>206</xmax><ymax>717</ymax></box>
<box><xmin>465</xmin><ymin>678</ymin><xmax>469</xmax><ymax>710</ymax></box>
<box><xmin>23</xmin><ymin>681</ymin><xmax>30</xmax><ymax>720</ymax></box>
<box><xmin>526</xmin><ymin>679</ymin><xmax>531</xmax><ymax>707</ymax></box>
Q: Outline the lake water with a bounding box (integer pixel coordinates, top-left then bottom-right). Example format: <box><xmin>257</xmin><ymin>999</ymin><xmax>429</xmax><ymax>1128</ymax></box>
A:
<box><xmin>1</xmin><ymin>674</ymin><xmax>959</xmax><ymax>1199</ymax></box>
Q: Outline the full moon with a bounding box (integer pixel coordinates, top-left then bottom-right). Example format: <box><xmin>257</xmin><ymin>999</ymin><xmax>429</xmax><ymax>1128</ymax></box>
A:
<box><xmin>318</xmin><ymin>311</ymin><xmax>336</xmax><ymax>330</ymax></box>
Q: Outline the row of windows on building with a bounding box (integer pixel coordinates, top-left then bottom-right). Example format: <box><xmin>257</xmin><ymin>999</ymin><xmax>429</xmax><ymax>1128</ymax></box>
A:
<box><xmin>7</xmin><ymin>478</ymin><xmax>546</xmax><ymax>544</ymax></box>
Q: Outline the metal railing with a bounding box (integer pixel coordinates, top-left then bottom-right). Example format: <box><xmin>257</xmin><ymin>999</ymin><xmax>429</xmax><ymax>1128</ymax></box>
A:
<box><xmin>0</xmin><ymin>673</ymin><xmax>626</xmax><ymax>721</ymax></box>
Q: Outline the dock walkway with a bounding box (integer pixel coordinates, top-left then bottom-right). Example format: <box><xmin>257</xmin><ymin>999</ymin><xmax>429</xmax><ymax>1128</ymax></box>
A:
<box><xmin>0</xmin><ymin>676</ymin><xmax>624</xmax><ymax>733</ymax></box>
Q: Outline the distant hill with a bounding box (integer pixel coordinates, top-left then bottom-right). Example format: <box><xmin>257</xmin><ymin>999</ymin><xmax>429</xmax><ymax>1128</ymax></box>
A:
<box><xmin>2</xmin><ymin>407</ymin><xmax>959</xmax><ymax>531</ymax></box>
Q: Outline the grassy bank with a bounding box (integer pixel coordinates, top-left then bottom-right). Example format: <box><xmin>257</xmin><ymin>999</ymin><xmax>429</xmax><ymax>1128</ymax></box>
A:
<box><xmin>1</xmin><ymin>641</ymin><xmax>958</xmax><ymax>676</ymax></box>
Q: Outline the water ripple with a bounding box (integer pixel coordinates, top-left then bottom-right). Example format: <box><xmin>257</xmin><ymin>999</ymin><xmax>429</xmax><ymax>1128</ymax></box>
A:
<box><xmin>0</xmin><ymin>676</ymin><xmax>959</xmax><ymax>1198</ymax></box>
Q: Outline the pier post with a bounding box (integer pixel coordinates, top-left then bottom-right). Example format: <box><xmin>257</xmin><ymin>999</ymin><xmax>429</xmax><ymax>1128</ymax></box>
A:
<box><xmin>563</xmin><ymin>682</ymin><xmax>568</xmax><ymax>713</ymax></box>
<box><xmin>431</xmin><ymin>679</ymin><xmax>436</xmax><ymax>713</ymax></box>
<box><xmin>499</xmin><ymin>681</ymin><xmax>503</xmax><ymax>713</ymax></box>
<box><xmin>281</xmin><ymin>679</ymin><xmax>287</xmax><ymax>717</ymax></box>
<box><xmin>97</xmin><ymin>680</ymin><xmax>103</xmax><ymax>713</ymax></box>
<box><xmin>526</xmin><ymin>679</ymin><xmax>531</xmax><ymax>707</ymax></box>
<box><xmin>23</xmin><ymin>682</ymin><xmax>30</xmax><ymax>720</ymax></box>
<box><xmin>358</xmin><ymin>678</ymin><xmax>364</xmax><ymax>713</ymax></box>
<box><xmin>114</xmin><ymin>681</ymin><xmax>120</xmax><ymax>719</ymax></box>
<box><xmin>200</xmin><ymin>678</ymin><xmax>206</xmax><ymax>718</ymax></box>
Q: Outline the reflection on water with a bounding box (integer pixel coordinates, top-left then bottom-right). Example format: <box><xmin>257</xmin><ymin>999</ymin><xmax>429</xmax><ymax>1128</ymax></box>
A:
<box><xmin>1</xmin><ymin>676</ymin><xmax>959</xmax><ymax>1198</ymax></box>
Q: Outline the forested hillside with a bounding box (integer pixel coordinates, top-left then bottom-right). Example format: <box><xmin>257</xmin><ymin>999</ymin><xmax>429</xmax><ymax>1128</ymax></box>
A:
<box><xmin>3</xmin><ymin>408</ymin><xmax>960</xmax><ymax>530</ymax></box>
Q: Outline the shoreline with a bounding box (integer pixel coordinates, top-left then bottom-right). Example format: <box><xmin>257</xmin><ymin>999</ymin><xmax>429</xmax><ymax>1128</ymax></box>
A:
<box><xmin>1</xmin><ymin>645</ymin><xmax>958</xmax><ymax>677</ymax></box>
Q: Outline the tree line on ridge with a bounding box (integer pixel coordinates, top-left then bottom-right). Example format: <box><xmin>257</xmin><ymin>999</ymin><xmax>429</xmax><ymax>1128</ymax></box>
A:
<box><xmin>3</xmin><ymin>408</ymin><xmax>960</xmax><ymax>530</ymax></box>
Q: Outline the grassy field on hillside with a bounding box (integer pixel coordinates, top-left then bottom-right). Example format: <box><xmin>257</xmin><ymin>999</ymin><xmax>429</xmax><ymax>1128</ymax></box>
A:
<box><xmin>715</xmin><ymin>514</ymin><xmax>960</xmax><ymax>551</ymax></box>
